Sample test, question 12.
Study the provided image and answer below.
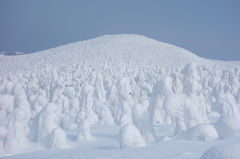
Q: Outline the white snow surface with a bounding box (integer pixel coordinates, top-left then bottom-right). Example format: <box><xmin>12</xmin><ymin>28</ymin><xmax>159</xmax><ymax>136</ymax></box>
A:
<box><xmin>200</xmin><ymin>142</ymin><xmax>240</xmax><ymax>159</ymax></box>
<box><xmin>0</xmin><ymin>34</ymin><xmax>240</xmax><ymax>158</ymax></box>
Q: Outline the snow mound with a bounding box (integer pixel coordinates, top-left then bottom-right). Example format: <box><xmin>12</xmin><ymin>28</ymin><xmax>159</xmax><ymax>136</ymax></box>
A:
<box><xmin>214</xmin><ymin>117</ymin><xmax>240</xmax><ymax>138</ymax></box>
<box><xmin>177</xmin><ymin>124</ymin><xmax>218</xmax><ymax>141</ymax></box>
<box><xmin>119</xmin><ymin>123</ymin><xmax>145</xmax><ymax>148</ymax></box>
<box><xmin>50</xmin><ymin>127</ymin><xmax>67</xmax><ymax>149</ymax></box>
<box><xmin>200</xmin><ymin>143</ymin><xmax>240</xmax><ymax>159</ymax></box>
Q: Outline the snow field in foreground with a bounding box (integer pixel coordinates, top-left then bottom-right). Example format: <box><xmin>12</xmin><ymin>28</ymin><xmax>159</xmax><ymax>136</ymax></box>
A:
<box><xmin>0</xmin><ymin>125</ymin><xmax>240</xmax><ymax>159</ymax></box>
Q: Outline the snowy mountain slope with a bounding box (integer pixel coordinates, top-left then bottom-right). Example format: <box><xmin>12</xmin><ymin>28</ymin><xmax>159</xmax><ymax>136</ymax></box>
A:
<box><xmin>0</xmin><ymin>34</ymin><xmax>240</xmax><ymax>159</ymax></box>
<box><xmin>1</xmin><ymin>34</ymin><xmax>237</xmax><ymax>75</ymax></box>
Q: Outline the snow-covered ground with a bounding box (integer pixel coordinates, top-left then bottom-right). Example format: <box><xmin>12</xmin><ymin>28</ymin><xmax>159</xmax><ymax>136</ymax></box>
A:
<box><xmin>0</xmin><ymin>34</ymin><xmax>240</xmax><ymax>159</ymax></box>
<box><xmin>1</xmin><ymin>124</ymin><xmax>240</xmax><ymax>159</ymax></box>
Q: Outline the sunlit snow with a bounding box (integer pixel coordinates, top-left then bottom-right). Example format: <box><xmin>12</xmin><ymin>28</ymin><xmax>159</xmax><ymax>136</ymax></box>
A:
<box><xmin>0</xmin><ymin>34</ymin><xmax>240</xmax><ymax>159</ymax></box>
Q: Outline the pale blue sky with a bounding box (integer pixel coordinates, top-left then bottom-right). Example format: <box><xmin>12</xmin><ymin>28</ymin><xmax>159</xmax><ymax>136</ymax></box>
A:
<box><xmin>0</xmin><ymin>0</ymin><xmax>240</xmax><ymax>60</ymax></box>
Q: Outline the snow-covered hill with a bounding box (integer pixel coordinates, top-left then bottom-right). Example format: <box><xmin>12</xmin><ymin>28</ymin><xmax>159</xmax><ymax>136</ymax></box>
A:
<box><xmin>0</xmin><ymin>34</ymin><xmax>240</xmax><ymax>159</ymax></box>
<box><xmin>1</xmin><ymin>34</ymin><xmax>238</xmax><ymax>75</ymax></box>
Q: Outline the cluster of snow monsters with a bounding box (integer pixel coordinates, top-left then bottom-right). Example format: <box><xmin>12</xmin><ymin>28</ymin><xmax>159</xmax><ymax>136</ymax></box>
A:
<box><xmin>0</xmin><ymin>60</ymin><xmax>240</xmax><ymax>153</ymax></box>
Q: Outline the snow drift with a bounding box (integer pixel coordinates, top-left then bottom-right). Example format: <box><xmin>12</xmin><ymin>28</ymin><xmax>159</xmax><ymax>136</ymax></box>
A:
<box><xmin>200</xmin><ymin>143</ymin><xmax>240</xmax><ymax>159</ymax></box>
<box><xmin>177</xmin><ymin>123</ymin><xmax>218</xmax><ymax>141</ymax></box>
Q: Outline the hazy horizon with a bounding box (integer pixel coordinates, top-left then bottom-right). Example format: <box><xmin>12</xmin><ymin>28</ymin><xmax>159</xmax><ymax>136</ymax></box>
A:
<box><xmin>1</xmin><ymin>0</ymin><xmax>240</xmax><ymax>61</ymax></box>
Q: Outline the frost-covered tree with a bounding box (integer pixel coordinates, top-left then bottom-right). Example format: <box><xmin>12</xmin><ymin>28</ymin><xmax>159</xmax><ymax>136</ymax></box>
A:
<box><xmin>132</xmin><ymin>73</ymin><xmax>152</xmax><ymax>110</ymax></box>
<box><xmin>0</xmin><ymin>95</ymin><xmax>14</xmax><ymax>126</ymax></box>
<box><xmin>149</xmin><ymin>76</ymin><xmax>173</xmax><ymax>124</ymax></box>
<box><xmin>212</xmin><ymin>83</ymin><xmax>240</xmax><ymax>119</ymax></box>
<box><xmin>5</xmin><ymin>108</ymin><xmax>30</xmax><ymax>153</ymax></box>
<box><xmin>4</xmin><ymin>81</ymin><xmax>14</xmax><ymax>95</ymax></box>
<box><xmin>77</xmin><ymin>84</ymin><xmax>98</xmax><ymax>140</ymax></box>
<box><xmin>115</xmin><ymin>77</ymin><xmax>134</xmax><ymax>125</ymax></box>
<box><xmin>132</xmin><ymin>103</ymin><xmax>156</xmax><ymax>143</ymax></box>
<box><xmin>93</xmin><ymin>71</ymin><xmax>114</xmax><ymax>125</ymax></box>
<box><xmin>13</xmin><ymin>91</ymin><xmax>32</xmax><ymax>120</ymax></box>
<box><xmin>38</xmin><ymin>103</ymin><xmax>62</xmax><ymax>147</ymax></box>
<box><xmin>182</xmin><ymin>63</ymin><xmax>202</xmax><ymax>96</ymax></box>
<box><xmin>33</xmin><ymin>90</ymin><xmax>48</xmax><ymax>117</ymax></box>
